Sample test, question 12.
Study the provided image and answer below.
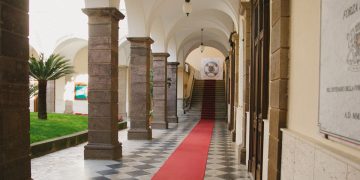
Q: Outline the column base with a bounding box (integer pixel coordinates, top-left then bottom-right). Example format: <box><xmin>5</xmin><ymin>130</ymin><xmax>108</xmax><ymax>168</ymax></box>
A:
<box><xmin>239</xmin><ymin>146</ymin><xmax>246</xmax><ymax>165</ymax></box>
<box><xmin>128</xmin><ymin>129</ymin><xmax>152</xmax><ymax>140</ymax></box>
<box><xmin>228</xmin><ymin>123</ymin><xmax>234</xmax><ymax>131</ymax></box>
<box><xmin>84</xmin><ymin>143</ymin><xmax>122</xmax><ymax>160</ymax></box>
<box><xmin>167</xmin><ymin>116</ymin><xmax>178</xmax><ymax>123</ymax></box>
<box><xmin>151</xmin><ymin>122</ymin><xmax>169</xmax><ymax>129</ymax></box>
<box><xmin>64</xmin><ymin>100</ymin><xmax>73</xmax><ymax>114</ymax></box>
<box><xmin>118</xmin><ymin>112</ymin><xmax>127</xmax><ymax>121</ymax></box>
<box><xmin>231</xmin><ymin>130</ymin><xmax>236</xmax><ymax>142</ymax></box>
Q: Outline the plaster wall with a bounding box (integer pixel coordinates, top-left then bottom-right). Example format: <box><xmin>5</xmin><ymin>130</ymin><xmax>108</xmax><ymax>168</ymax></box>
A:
<box><xmin>283</xmin><ymin>0</ymin><xmax>360</xmax><ymax>178</ymax></box>
<box><xmin>185</xmin><ymin>47</ymin><xmax>225</xmax><ymax>79</ymax></box>
<box><xmin>72</xmin><ymin>48</ymin><xmax>88</xmax><ymax>114</ymax></box>
<box><xmin>55</xmin><ymin>77</ymin><xmax>65</xmax><ymax>113</ymax></box>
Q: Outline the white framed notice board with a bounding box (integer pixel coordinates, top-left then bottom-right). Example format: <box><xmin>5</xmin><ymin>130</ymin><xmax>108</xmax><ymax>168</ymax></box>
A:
<box><xmin>319</xmin><ymin>0</ymin><xmax>360</xmax><ymax>145</ymax></box>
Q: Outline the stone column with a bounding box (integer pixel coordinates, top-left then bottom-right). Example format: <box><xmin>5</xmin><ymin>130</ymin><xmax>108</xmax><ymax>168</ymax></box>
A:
<box><xmin>152</xmin><ymin>53</ymin><xmax>170</xmax><ymax>129</ymax></box>
<box><xmin>240</xmin><ymin>1</ymin><xmax>251</xmax><ymax>165</ymax></box>
<box><xmin>127</xmin><ymin>37</ymin><xmax>153</xmax><ymax>140</ymax></box>
<box><xmin>0</xmin><ymin>0</ymin><xmax>31</xmax><ymax>179</ymax></box>
<box><xmin>268</xmin><ymin>0</ymin><xmax>290</xmax><ymax>179</ymax></box>
<box><xmin>118</xmin><ymin>66</ymin><xmax>128</xmax><ymax>120</ymax></box>
<box><xmin>228</xmin><ymin>49</ymin><xmax>235</xmax><ymax>132</ymax></box>
<box><xmin>167</xmin><ymin>62</ymin><xmax>180</xmax><ymax>123</ymax></box>
<box><xmin>231</xmin><ymin>33</ymin><xmax>239</xmax><ymax>142</ymax></box>
<box><xmin>83</xmin><ymin>8</ymin><xmax>124</xmax><ymax>160</ymax></box>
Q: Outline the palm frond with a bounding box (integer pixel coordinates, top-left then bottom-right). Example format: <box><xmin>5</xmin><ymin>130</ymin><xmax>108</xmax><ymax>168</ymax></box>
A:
<box><xmin>29</xmin><ymin>53</ymin><xmax>74</xmax><ymax>81</ymax></box>
<box><xmin>29</xmin><ymin>84</ymin><xmax>38</xmax><ymax>97</ymax></box>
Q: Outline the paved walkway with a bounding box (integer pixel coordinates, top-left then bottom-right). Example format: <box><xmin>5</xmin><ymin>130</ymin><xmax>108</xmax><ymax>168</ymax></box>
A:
<box><xmin>31</xmin><ymin>114</ymin><xmax>250</xmax><ymax>180</ymax></box>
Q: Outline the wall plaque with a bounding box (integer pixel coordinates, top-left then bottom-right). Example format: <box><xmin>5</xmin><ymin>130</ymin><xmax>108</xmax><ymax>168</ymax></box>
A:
<box><xmin>200</xmin><ymin>58</ymin><xmax>223</xmax><ymax>80</ymax></box>
<box><xmin>320</xmin><ymin>0</ymin><xmax>360</xmax><ymax>145</ymax></box>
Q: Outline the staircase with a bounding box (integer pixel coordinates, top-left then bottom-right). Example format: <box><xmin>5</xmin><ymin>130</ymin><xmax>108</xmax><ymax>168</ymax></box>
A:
<box><xmin>188</xmin><ymin>80</ymin><xmax>227</xmax><ymax>120</ymax></box>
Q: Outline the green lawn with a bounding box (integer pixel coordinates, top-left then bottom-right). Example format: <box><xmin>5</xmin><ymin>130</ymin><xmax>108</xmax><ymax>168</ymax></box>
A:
<box><xmin>30</xmin><ymin>113</ymin><xmax>88</xmax><ymax>144</ymax></box>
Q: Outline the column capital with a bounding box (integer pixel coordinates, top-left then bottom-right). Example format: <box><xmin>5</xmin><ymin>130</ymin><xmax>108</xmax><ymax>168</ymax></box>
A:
<box><xmin>231</xmin><ymin>33</ymin><xmax>239</xmax><ymax>42</ymax></box>
<box><xmin>118</xmin><ymin>65</ymin><xmax>128</xmax><ymax>68</ymax></box>
<box><xmin>240</xmin><ymin>2</ymin><xmax>251</xmax><ymax>11</ymax></box>
<box><xmin>167</xmin><ymin>62</ymin><xmax>180</xmax><ymax>66</ymax></box>
<box><xmin>153</xmin><ymin>53</ymin><xmax>170</xmax><ymax>58</ymax></box>
<box><xmin>127</xmin><ymin>37</ymin><xmax>154</xmax><ymax>45</ymax></box>
<box><xmin>82</xmin><ymin>7</ymin><xmax>124</xmax><ymax>21</ymax></box>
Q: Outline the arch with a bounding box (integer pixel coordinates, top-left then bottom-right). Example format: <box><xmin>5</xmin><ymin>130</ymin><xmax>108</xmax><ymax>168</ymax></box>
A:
<box><xmin>165</xmin><ymin>9</ymin><xmax>234</xmax><ymax>47</ymax></box>
<box><xmin>146</xmin><ymin>0</ymin><xmax>239</xmax><ymax>35</ymax></box>
<box><xmin>176</xmin><ymin>28</ymin><xmax>230</xmax><ymax>59</ymax></box>
<box><xmin>52</xmin><ymin>38</ymin><xmax>88</xmax><ymax>64</ymax></box>
<box><xmin>167</xmin><ymin>37</ymin><xmax>178</xmax><ymax>62</ymax></box>
<box><xmin>124</xmin><ymin>0</ymin><xmax>149</xmax><ymax>36</ymax></box>
<box><xmin>179</xmin><ymin>40</ymin><xmax>228</xmax><ymax>64</ymax></box>
<box><xmin>119</xmin><ymin>40</ymin><xmax>131</xmax><ymax>66</ymax></box>
<box><xmin>29</xmin><ymin>45</ymin><xmax>40</xmax><ymax>58</ymax></box>
<box><xmin>184</xmin><ymin>46</ymin><xmax>226</xmax><ymax>78</ymax></box>
<box><xmin>150</xmin><ymin>18</ymin><xmax>166</xmax><ymax>52</ymax></box>
<box><xmin>185</xmin><ymin>42</ymin><xmax>227</xmax><ymax>60</ymax></box>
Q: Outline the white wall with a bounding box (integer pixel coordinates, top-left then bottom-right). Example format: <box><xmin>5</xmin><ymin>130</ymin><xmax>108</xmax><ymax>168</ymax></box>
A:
<box><xmin>185</xmin><ymin>46</ymin><xmax>225</xmax><ymax>79</ymax></box>
<box><xmin>55</xmin><ymin>77</ymin><xmax>66</xmax><ymax>113</ymax></box>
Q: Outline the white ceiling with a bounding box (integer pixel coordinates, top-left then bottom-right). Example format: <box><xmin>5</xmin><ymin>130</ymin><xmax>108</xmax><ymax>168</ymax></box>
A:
<box><xmin>123</xmin><ymin>0</ymin><xmax>239</xmax><ymax>63</ymax></box>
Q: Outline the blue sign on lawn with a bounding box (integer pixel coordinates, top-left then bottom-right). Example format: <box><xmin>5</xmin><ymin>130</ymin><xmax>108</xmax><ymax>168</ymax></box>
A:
<box><xmin>75</xmin><ymin>84</ymin><xmax>88</xmax><ymax>100</ymax></box>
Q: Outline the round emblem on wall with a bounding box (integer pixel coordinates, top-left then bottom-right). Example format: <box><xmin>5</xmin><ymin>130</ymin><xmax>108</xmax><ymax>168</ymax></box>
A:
<box><xmin>204</xmin><ymin>61</ymin><xmax>219</xmax><ymax>77</ymax></box>
<box><xmin>346</xmin><ymin>21</ymin><xmax>360</xmax><ymax>72</ymax></box>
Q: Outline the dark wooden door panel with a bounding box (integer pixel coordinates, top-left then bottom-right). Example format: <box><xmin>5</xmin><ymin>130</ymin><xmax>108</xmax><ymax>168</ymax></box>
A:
<box><xmin>248</xmin><ymin>0</ymin><xmax>270</xmax><ymax>179</ymax></box>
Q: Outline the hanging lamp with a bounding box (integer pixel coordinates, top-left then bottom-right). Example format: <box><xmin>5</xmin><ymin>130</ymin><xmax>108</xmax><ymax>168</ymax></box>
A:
<box><xmin>183</xmin><ymin>0</ymin><xmax>192</xmax><ymax>17</ymax></box>
<box><xmin>200</xmin><ymin>28</ymin><xmax>205</xmax><ymax>53</ymax></box>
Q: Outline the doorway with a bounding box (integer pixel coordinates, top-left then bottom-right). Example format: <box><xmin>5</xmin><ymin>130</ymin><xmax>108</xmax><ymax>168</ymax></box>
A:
<box><xmin>248</xmin><ymin>0</ymin><xmax>270</xmax><ymax>179</ymax></box>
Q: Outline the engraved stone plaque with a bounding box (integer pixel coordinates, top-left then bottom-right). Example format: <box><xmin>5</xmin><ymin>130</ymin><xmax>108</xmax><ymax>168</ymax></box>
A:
<box><xmin>320</xmin><ymin>0</ymin><xmax>360</xmax><ymax>145</ymax></box>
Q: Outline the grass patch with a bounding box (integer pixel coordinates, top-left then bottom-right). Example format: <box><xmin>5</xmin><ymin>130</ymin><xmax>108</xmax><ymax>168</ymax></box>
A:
<box><xmin>30</xmin><ymin>113</ymin><xmax>88</xmax><ymax>144</ymax></box>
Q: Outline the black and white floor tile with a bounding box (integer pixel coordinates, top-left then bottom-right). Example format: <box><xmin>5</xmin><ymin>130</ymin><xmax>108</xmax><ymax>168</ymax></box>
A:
<box><xmin>31</xmin><ymin>113</ymin><xmax>251</xmax><ymax>180</ymax></box>
<box><xmin>90</xmin><ymin>115</ymin><xmax>200</xmax><ymax>180</ymax></box>
<box><xmin>205</xmin><ymin>120</ymin><xmax>251</xmax><ymax>180</ymax></box>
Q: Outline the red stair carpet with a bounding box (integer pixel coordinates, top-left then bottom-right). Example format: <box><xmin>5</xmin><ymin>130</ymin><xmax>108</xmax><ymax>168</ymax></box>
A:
<box><xmin>152</xmin><ymin>80</ymin><xmax>216</xmax><ymax>180</ymax></box>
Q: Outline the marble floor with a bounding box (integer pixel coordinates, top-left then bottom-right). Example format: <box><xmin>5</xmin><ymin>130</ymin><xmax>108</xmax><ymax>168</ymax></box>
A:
<box><xmin>31</xmin><ymin>114</ymin><xmax>250</xmax><ymax>180</ymax></box>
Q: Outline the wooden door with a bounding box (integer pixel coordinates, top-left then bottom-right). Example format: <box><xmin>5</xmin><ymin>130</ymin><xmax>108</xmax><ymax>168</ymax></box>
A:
<box><xmin>248</xmin><ymin>0</ymin><xmax>270</xmax><ymax>179</ymax></box>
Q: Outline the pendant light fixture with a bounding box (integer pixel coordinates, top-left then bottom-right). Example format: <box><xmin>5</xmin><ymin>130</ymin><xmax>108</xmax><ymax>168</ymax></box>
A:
<box><xmin>183</xmin><ymin>0</ymin><xmax>192</xmax><ymax>17</ymax></box>
<box><xmin>200</xmin><ymin>28</ymin><xmax>205</xmax><ymax>53</ymax></box>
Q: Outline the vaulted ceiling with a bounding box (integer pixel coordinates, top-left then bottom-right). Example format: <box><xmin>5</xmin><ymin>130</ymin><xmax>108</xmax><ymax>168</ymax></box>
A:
<box><xmin>122</xmin><ymin>0</ymin><xmax>239</xmax><ymax>64</ymax></box>
<box><xmin>33</xmin><ymin>0</ymin><xmax>240</xmax><ymax>65</ymax></box>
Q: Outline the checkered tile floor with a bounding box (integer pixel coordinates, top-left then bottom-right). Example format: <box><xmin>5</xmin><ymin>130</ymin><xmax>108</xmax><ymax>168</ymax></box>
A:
<box><xmin>205</xmin><ymin>120</ymin><xmax>251</xmax><ymax>180</ymax></box>
<box><xmin>31</xmin><ymin>113</ymin><xmax>250</xmax><ymax>180</ymax></box>
<box><xmin>91</xmin><ymin>115</ymin><xmax>199</xmax><ymax>180</ymax></box>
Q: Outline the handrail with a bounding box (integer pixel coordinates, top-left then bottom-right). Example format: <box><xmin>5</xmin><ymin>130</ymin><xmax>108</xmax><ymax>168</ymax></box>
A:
<box><xmin>184</xmin><ymin>77</ymin><xmax>195</xmax><ymax>113</ymax></box>
<box><xmin>183</xmin><ymin>66</ymin><xmax>195</xmax><ymax>114</ymax></box>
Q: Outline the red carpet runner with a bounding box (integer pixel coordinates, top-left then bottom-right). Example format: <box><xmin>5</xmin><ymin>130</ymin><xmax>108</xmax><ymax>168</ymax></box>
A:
<box><xmin>152</xmin><ymin>80</ymin><xmax>216</xmax><ymax>180</ymax></box>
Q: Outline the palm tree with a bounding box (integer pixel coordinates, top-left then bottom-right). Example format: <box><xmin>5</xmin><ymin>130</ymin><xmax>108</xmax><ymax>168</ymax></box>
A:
<box><xmin>29</xmin><ymin>53</ymin><xmax>74</xmax><ymax>120</ymax></box>
<box><xmin>29</xmin><ymin>84</ymin><xmax>38</xmax><ymax>98</ymax></box>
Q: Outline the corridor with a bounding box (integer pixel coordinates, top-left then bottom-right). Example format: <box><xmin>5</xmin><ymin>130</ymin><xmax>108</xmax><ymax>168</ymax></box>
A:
<box><xmin>32</xmin><ymin>80</ymin><xmax>249</xmax><ymax>180</ymax></box>
<box><xmin>32</xmin><ymin>115</ymin><xmax>249</xmax><ymax>180</ymax></box>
